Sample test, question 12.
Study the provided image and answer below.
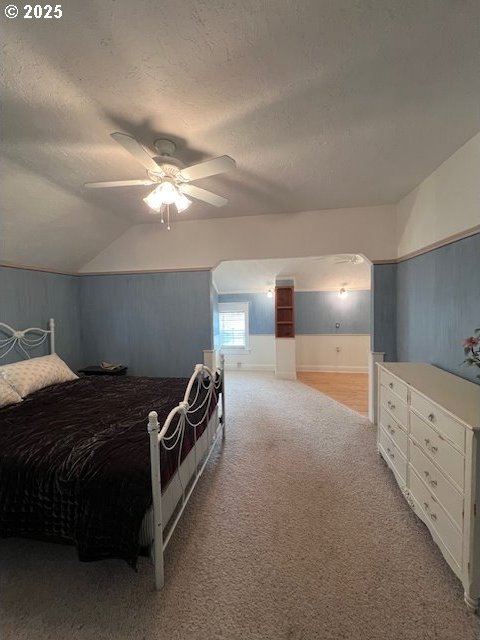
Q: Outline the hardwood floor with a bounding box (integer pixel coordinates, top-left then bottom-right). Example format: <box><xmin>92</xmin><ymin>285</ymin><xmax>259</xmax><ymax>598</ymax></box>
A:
<box><xmin>297</xmin><ymin>371</ymin><xmax>369</xmax><ymax>415</ymax></box>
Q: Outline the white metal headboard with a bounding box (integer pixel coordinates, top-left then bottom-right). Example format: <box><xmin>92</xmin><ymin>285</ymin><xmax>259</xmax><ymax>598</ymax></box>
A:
<box><xmin>0</xmin><ymin>318</ymin><xmax>55</xmax><ymax>360</ymax></box>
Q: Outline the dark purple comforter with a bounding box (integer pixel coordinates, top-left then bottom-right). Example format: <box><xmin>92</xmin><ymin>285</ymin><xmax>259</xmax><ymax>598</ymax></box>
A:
<box><xmin>0</xmin><ymin>376</ymin><xmax>216</xmax><ymax>566</ymax></box>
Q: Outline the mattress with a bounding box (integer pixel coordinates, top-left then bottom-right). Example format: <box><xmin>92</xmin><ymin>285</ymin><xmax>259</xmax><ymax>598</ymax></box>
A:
<box><xmin>0</xmin><ymin>375</ymin><xmax>216</xmax><ymax>566</ymax></box>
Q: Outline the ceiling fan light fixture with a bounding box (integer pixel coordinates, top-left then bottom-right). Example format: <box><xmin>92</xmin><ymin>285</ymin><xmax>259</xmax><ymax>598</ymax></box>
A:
<box><xmin>143</xmin><ymin>187</ymin><xmax>163</xmax><ymax>212</ymax></box>
<box><xmin>155</xmin><ymin>181</ymin><xmax>177</xmax><ymax>205</ymax></box>
<box><xmin>174</xmin><ymin>191</ymin><xmax>191</xmax><ymax>213</ymax></box>
<box><xmin>143</xmin><ymin>181</ymin><xmax>191</xmax><ymax>215</ymax></box>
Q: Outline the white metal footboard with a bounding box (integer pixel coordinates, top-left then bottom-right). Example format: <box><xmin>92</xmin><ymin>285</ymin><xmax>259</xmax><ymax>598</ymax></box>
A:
<box><xmin>146</xmin><ymin>355</ymin><xmax>225</xmax><ymax>590</ymax></box>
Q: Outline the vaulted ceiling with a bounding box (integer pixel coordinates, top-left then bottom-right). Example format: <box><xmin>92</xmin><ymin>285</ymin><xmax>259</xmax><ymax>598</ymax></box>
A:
<box><xmin>1</xmin><ymin>1</ymin><xmax>479</xmax><ymax>271</ymax></box>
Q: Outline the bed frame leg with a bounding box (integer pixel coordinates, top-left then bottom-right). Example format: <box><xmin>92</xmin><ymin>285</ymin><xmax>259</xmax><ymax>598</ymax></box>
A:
<box><xmin>48</xmin><ymin>318</ymin><xmax>56</xmax><ymax>354</ymax></box>
<box><xmin>147</xmin><ymin>411</ymin><xmax>164</xmax><ymax>591</ymax></box>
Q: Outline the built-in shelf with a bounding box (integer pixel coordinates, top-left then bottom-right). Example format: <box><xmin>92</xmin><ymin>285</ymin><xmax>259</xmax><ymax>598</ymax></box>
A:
<box><xmin>275</xmin><ymin>286</ymin><xmax>295</xmax><ymax>338</ymax></box>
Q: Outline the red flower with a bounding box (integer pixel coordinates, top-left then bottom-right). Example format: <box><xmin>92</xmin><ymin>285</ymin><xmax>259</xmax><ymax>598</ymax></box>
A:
<box><xmin>464</xmin><ymin>336</ymin><xmax>479</xmax><ymax>349</ymax></box>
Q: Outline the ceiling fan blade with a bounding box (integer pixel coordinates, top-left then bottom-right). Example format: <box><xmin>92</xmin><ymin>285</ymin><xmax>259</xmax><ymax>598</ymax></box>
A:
<box><xmin>180</xmin><ymin>155</ymin><xmax>236</xmax><ymax>182</ymax></box>
<box><xmin>180</xmin><ymin>184</ymin><xmax>228</xmax><ymax>207</ymax></box>
<box><xmin>85</xmin><ymin>179</ymin><xmax>154</xmax><ymax>188</ymax></box>
<box><xmin>334</xmin><ymin>255</ymin><xmax>364</xmax><ymax>265</ymax></box>
<box><xmin>111</xmin><ymin>132</ymin><xmax>160</xmax><ymax>173</ymax></box>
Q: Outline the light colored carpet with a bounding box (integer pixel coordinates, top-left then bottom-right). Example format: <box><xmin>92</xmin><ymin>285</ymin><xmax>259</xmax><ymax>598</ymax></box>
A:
<box><xmin>1</xmin><ymin>372</ymin><xmax>478</xmax><ymax>640</ymax></box>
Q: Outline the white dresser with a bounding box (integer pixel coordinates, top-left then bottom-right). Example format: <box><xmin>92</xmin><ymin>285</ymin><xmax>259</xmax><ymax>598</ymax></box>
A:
<box><xmin>376</xmin><ymin>362</ymin><xmax>480</xmax><ymax>611</ymax></box>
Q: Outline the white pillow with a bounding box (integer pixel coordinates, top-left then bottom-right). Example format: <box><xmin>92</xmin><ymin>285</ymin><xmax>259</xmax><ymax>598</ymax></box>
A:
<box><xmin>0</xmin><ymin>376</ymin><xmax>23</xmax><ymax>408</ymax></box>
<box><xmin>0</xmin><ymin>354</ymin><xmax>78</xmax><ymax>398</ymax></box>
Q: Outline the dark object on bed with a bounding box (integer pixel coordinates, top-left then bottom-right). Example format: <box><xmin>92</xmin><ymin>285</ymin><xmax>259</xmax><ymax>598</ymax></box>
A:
<box><xmin>78</xmin><ymin>364</ymin><xmax>128</xmax><ymax>376</ymax></box>
<box><xmin>0</xmin><ymin>375</ymin><xmax>216</xmax><ymax>567</ymax></box>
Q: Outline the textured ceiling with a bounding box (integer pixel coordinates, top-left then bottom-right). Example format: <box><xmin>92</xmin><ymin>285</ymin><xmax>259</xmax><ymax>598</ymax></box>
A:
<box><xmin>213</xmin><ymin>255</ymin><xmax>371</xmax><ymax>293</ymax></box>
<box><xmin>1</xmin><ymin>1</ymin><xmax>479</xmax><ymax>270</ymax></box>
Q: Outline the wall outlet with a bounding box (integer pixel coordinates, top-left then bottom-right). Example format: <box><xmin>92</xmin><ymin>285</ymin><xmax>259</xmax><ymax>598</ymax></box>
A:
<box><xmin>335</xmin><ymin>322</ymin><xmax>340</xmax><ymax>329</ymax></box>
<box><xmin>336</xmin><ymin>346</ymin><xmax>341</xmax><ymax>353</ymax></box>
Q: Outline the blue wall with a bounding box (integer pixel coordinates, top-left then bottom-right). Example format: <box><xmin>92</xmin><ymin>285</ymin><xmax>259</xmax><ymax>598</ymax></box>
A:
<box><xmin>371</xmin><ymin>264</ymin><xmax>397</xmax><ymax>361</ymax></box>
<box><xmin>218</xmin><ymin>290</ymin><xmax>370</xmax><ymax>335</ymax></box>
<box><xmin>211</xmin><ymin>285</ymin><xmax>220</xmax><ymax>349</ymax></box>
<box><xmin>0</xmin><ymin>266</ymin><xmax>82</xmax><ymax>368</ymax></box>
<box><xmin>4</xmin><ymin>231</ymin><xmax>477</xmax><ymax>383</ymax></box>
<box><xmin>295</xmin><ymin>290</ymin><xmax>370</xmax><ymax>334</ymax></box>
<box><xmin>218</xmin><ymin>293</ymin><xmax>275</xmax><ymax>334</ymax></box>
<box><xmin>397</xmin><ymin>233</ymin><xmax>480</xmax><ymax>383</ymax></box>
<box><xmin>0</xmin><ymin>267</ymin><xmax>213</xmax><ymax>377</ymax></box>
<box><xmin>79</xmin><ymin>271</ymin><xmax>213</xmax><ymax>377</ymax></box>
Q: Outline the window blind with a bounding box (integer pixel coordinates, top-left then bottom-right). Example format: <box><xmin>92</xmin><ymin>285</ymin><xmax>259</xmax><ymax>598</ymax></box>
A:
<box><xmin>219</xmin><ymin>310</ymin><xmax>247</xmax><ymax>348</ymax></box>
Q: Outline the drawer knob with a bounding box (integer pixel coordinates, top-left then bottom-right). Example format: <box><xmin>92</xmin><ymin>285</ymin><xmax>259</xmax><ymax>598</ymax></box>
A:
<box><xmin>389</xmin><ymin>382</ymin><xmax>394</xmax><ymax>389</ymax></box>
<box><xmin>424</xmin><ymin>438</ymin><xmax>438</xmax><ymax>454</ymax></box>
<box><xmin>428</xmin><ymin>413</ymin><xmax>435</xmax><ymax>422</ymax></box>
<box><xmin>429</xmin><ymin>479</ymin><xmax>437</xmax><ymax>488</ymax></box>
<box><xmin>429</xmin><ymin>512</ymin><xmax>437</xmax><ymax>521</ymax></box>
<box><xmin>387</xmin><ymin>400</ymin><xmax>396</xmax><ymax>410</ymax></box>
<box><xmin>423</xmin><ymin>501</ymin><xmax>429</xmax><ymax>510</ymax></box>
<box><xmin>424</xmin><ymin>470</ymin><xmax>429</xmax><ymax>477</ymax></box>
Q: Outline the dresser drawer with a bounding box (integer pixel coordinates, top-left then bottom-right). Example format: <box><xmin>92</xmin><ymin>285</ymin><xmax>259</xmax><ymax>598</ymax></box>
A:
<box><xmin>410</xmin><ymin>468</ymin><xmax>462</xmax><ymax>567</ymax></box>
<box><xmin>379</xmin><ymin>385</ymin><xmax>408</xmax><ymax>428</ymax></box>
<box><xmin>410</xmin><ymin>412</ymin><xmax>464</xmax><ymax>490</ymax></box>
<box><xmin>379</xmin><ymin>427</ymin><xmax>407</xmax><ymax>484</ymax></box>
<box><xmin>379</xmin><ymin>406</ymin><xmax>408</xmax><ymax>456</ymax></box>
<box><xmin>410</xmin><ymin>438</ymin><xmax>463</xmax><ymax>528</ymax></box>
<box><xmin>379</xmin><ymin>369</ymin><xmax>408</xmax><ymax>403</ymax></box>
<box><xmin>410</xmin><ymin>390</ymin><xmax>465</xmax><ymax>452</ymax></box>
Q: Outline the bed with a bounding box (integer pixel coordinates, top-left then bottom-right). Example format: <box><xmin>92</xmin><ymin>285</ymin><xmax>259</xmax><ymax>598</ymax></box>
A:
<box><xmin>0</xmin><ymin>318</ymin><xmax>225</xmax><ymax>590</ymax></box>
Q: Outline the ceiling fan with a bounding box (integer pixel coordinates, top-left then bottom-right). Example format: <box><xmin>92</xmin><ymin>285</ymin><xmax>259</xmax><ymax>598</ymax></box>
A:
<box><xmin>314</xmin><ymin>254</ymin><xmax>365</xmax><ymax>265</ymax></box>
<box><xmin>334</xmin><ymin>254</ymin><xmax>365</xmax><ymax>265</ymax></box>
<box><xmin>85</xmin><ymin>133</ymin><xmax>236</xmax><ymax>229</ymax></box>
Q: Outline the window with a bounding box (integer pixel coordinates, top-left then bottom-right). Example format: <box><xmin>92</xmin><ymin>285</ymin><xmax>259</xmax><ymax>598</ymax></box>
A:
<box><xmin>218</xmin><ymin>302</ymin><xmax>249</xmax><ymax>352</ymax></box>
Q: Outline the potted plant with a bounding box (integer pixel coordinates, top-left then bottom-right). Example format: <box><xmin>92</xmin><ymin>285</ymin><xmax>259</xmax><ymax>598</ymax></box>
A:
<box><xmin>462</xmin><ymin>329</ymin><xmax>480</xmax><ymax>379</ymax></box>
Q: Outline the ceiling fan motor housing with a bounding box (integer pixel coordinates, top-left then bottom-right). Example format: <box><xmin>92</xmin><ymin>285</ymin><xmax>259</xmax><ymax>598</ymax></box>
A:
<box><xmin>154</xmin><ymin>138</ymin><xmax>176</xmax><ymax>156</ymax></box>
<box><xmin>153</xmin><ymin>156</ymin><xmax>185</xmax><ymax>171</ymax></box>
<box><xmin>147</xmin><ymin>164</ymin><xmax>182</xmax><ymax>183</ymax></box>
<box><xmin>151</xmin><ymin>139</ymin><xmax>185</xmax><ymax>171</ymax></box>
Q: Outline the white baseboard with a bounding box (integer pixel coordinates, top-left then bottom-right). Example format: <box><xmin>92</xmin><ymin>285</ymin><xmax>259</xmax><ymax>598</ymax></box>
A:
<box><xmin>297</xmin><ymin>365</ymin><xmax>369</xmax><ymax>373</ymax></box>
<box><xmin>225</xmin><ymin>364</ymin><xmax>368</xmax><ymax>374</ymax></box>
<box><xmin>276</xmin><ymin>372</ymin><xmax>297</xmax><ymax>380</ymax></box>
<box><xmin>225</xmin><ymin>364</ymin><xmax>275</xmax><ymax>371</ymax></box>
